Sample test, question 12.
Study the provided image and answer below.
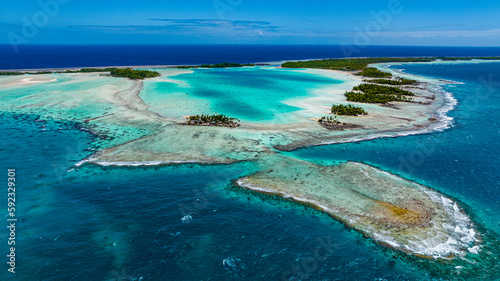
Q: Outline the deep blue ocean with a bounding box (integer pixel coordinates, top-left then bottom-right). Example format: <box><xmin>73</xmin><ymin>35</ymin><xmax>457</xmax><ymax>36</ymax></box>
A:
<box><xmin>2</xmin><ymin>44</ymin><xmax>500</xmax><ymax>69</ymax></box>
<box><xmin>1</xmin><ymin>46</ymin><xmax>499</xmax><ymax>280</ymax></box>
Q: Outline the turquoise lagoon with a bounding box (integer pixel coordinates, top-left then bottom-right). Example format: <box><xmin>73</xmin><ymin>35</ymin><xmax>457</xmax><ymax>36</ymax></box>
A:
<box><xmin>141</xmin><ymin>66</ymin><xmax>344</xmax><ymax>124</ymax></box>
<box><xmin>0</xmin><ymin>62</ymin><xmax>499</xmax><ymax>280</ymax></box>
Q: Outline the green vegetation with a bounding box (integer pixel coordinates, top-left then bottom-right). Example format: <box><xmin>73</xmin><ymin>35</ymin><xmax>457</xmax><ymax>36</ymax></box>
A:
<box><xmin>317</xmin><ymin>116</ymin><xmax>355</xmax><ymax>129</ymax></box>
<box><xmin>331</xmin><ymin>104</ymin><xmax>367</xmax><ymax>116</ymax></box>
<box><xmin>63</xmin><ymin>68</ymin><xmax>118</xmax><ymax>73</ymax></box>
<box><xmin>367</xmin><ymin>77</ymin><xmax>418</xmax><ymax>85</ymax></box>
<box><xmin>1</xmin><ymin>68</ymin><xmax>120</xmax><ymax>75</ymax></box>
<box><xmin>175</xmin><ymin>58</ymin><xmax>427</xmax><ymax>106</ymax></box>
<box><xmin>199</xmin><ymin>63</ymin><xmax>255</xmax><ymax>68</ymax></box>
<box><xmin>0</xmin><ymin>72</ymin><xmax>25</xmax><ymax>76</ymax></box>
<box><xmin>187</xmin><ymin>114</ymin><xmax>241</xmax><ymax>127</ymax></box>
<box><xmin>281</xmin><ymin>57</ymin><xmax>435</xmax><ymax>71</ymax></box>
<box><xmin>353</xmin><ymin>83</ymin><xmax>415</xmax><ymax>96</ymax></box>
<box><xmin>281</xmin><ymin>57</ymin><xmax>500</xmax><ymax>80</ymax></box>
<box><xmin>79</xmin><ymin>68</ymin><xmax>117</xmax><ymax>72</ymax></box>
<box><xmin>281</xmin><ymin>58</ymin><xmax>433</xmax><ymax>79</ymax></box>
<box><xmin>438</xmin><ymin>57</ymin><xmax>473</xmax><ymax>61</ymax></box>
<box><xmin>0</xmin><ymin>68</ymin><xmax>117</xmax><ymax>75</ymax></box>
<box><xmin>357</xmin><ymin>67</ymin><xmax>392</xmax><ymax>78</ymax></box>
<box><xmin>318</xmin><ymin>116</ymin><xmax>341</xmax><ymax>126</ymax></box>
<box><xmin>109</xmin><ymin>68</ymin><xmax>160</xmax><ymax>80</ymax></box>
<box><xmin>176</xmin><ymin>63</ymin><xmax>255</xmax><ymax>69</ymax></box>
<box><xmin>344</xmin><ymin>91</ymin><xmax>412</xmax><ymax>104</ymax></box>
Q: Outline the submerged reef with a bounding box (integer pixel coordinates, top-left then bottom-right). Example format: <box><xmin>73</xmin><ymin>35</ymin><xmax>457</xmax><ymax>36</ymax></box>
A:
<box><xmin>186</xmin><ymin>114</ymin><xmax>241</xmax><ymax>127</ymax></box>
<box><xmin>0</xmin><ymin>61</ymin><xmax>492</xmax><ymax>266</ymax></box>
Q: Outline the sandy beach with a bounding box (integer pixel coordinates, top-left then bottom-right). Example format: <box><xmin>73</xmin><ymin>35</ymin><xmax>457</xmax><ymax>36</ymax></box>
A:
<box><xmin>0</xmin><ymin>62</ymin><xmax>458</xmax><ymax>164</ymax></box>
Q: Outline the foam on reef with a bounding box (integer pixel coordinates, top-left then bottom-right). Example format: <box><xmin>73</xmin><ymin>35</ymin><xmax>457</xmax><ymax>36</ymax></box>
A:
<box><xmin>0</xmin><ymin>64</ymin><xmax>485</xmax><ymax>262</ymax></box>
<box><xmin>236</xmin><ymin>156</ymin><xmax>480</xmax><ymax>259</ymax></box>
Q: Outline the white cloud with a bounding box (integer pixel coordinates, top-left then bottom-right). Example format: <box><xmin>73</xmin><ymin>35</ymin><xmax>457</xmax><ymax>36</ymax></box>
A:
<box><xmin>379</xmin><ymin>28</ymin><xmax>500</xmax><ymax>38</ymax></box>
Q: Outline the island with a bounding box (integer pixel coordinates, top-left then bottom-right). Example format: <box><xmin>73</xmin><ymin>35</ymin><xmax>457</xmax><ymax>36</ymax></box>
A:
<box><xmin>280</xmin><ymin>57</ymin><xmax>437</xmax><ymax>77</ymax></box>
<box><xmin>0</xmin><ymin>71</ymin><xmax>25</xmax><ymax>76</ymax></box>
<box><xmin>186</xmin><ymin>114</ymin><xmax>241</xmax><ymax>127</ymax></box>
<box><xmin>0</xmin><ymin>67</ymin><xmax>161</xmax><ymax>80</ymax></box>
<box><xmin>176</xmin><ymin>62</ymin><xmax>256</xmax><ymax>69</ymax></box>
<box><xmin>1</xmin><ymin>56</ymin><xmax>498</xmax><ymax>265</ymax></box>
<box><xmin>109</xmin><ymin>68</ymin><xmax>160</xmax><ymax>79</ymax></box>
<box><xmin>330</xmin><ymin>104</ymin><xmax>368</xmax><ymax>116</ymax></box>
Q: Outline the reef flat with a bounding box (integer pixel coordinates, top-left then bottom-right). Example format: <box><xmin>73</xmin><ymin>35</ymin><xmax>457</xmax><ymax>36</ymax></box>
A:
<box><xmin>0</xmin><ymin>59</ymin><xmax>492</xmax><ymax>263</ymax></box>
<box><xmin>235</xmin><ymin>156</ymin><xmax>480</xmax><ymax>259</ymax></box>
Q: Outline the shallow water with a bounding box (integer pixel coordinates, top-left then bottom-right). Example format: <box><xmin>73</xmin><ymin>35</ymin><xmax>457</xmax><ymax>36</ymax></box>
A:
<box><xmin>1</xmin><ymin>115</ymin><xmax>436</xmax><ymax>280</ymax></box>
<box><xmin>290</xmin><ymin>62</ymin><xmax>500</xmax><ymax>234</ymax></box>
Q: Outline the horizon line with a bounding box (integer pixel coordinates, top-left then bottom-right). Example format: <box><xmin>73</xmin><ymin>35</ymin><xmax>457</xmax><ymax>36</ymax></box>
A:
<box><xmin>1</xmin><ymin>43</ymin><xmax>500</xmax><ymax>48</ymax></box>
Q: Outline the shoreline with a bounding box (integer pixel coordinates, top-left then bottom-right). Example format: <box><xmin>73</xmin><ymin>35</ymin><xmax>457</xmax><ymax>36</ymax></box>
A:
<box><xmin>265</xmin><ymin>67</ymin><xmax>457</xmax><ymax>151</ymax></box>
<box><xmin>234</xmin><ymin>159</ymin><xmax>481</xmax><ymax>260</ymax></box>
<box><xmin>2</xmin><ymin>56</ymin><xmax>499</xmax><ymax>73</ymax></box>
<box><xmin>0</xmin><ymin>59</ymin><xmax>474</xmax><ymax>166</ymax></box>
<box><xmin>1</xmin><ymin>57</ymin><xmax>491</xmax><ymax>264</ymax></box>
<box><xmin>0</xmin><ymin>64</ymin><xmax>198</xmax><ymax>72</ymax></box>
<box><xmin>272</xmin><ymin>71</ymin><xmax>459</xmax><ymax>151</ymax></box>
<box><xmin>69</xmin><ymin>62</ymin><xmax>460</xmax><ymax>165</ymax></box>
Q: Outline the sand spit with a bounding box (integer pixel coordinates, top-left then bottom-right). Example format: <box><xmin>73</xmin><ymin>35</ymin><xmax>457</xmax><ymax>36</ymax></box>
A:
<box><xmin>0</xmin><ymin>63</ymin><xmax>459</xmax><ymax>169</ymax></box>
<box><xmin>75</xmin><ymin>65</ymin><xmax>456</xmax><ymax>164</ymax></box>
<box><xmin>0</xmin><ymin>62</ymin><xmax>485</xmax><ymax>262</ymax></box>
<box><xmin>0</xmin><ymin>76</ymin><xmax>58</xmax><ymax>88</ymax></box>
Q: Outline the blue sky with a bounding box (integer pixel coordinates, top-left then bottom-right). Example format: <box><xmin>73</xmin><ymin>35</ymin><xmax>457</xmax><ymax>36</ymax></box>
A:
<box><xmin>1</xmin><ymin>0</ymin><xmax>500</xmax><ymax>46</ymax></box>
